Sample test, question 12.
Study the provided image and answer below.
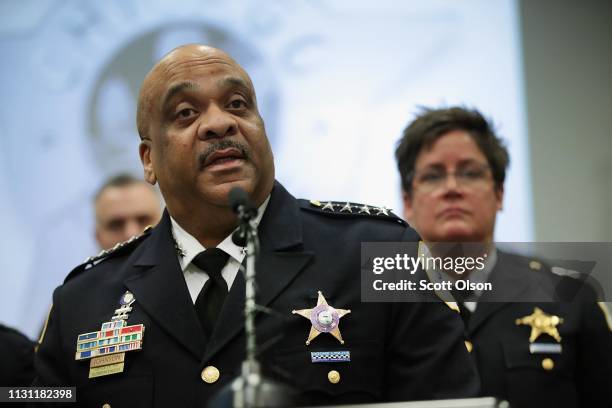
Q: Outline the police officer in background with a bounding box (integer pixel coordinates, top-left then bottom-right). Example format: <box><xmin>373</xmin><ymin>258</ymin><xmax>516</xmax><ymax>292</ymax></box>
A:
<box><xmin>395</xmin><ymin>106</ymin><xmax>612</xmax><ymax>407</ymax></box>
<box><xmin>33</xmin><ymin>45</ymin><xmax>478</xmax><ymax>406</ymax></box>
<box><xmin>0</xmin><ymin>323</ymin><xmax>35</xmax><ymax>386</ymax></box>
<box><xmin>94</xmin><ymin>174</ymin><xmax>162</xmax><ymax>250</ymax></box>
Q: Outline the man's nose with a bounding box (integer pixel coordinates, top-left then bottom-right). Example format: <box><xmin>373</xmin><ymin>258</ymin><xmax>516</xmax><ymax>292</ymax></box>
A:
<box><xmin>123</xmin><ymin>220</ymin><xmax>142</xmax><ymax>241</ymax></box>
<box><xmin>197</xmin><ymin>104</ymin><xmax>238</xmax><ymax>140</ymax></box>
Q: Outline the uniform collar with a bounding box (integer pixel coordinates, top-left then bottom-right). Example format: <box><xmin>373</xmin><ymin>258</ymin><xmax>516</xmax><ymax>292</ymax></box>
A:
<box><xmin>436</xmin><ymin>248</ymin><xmax>498</xmax><ymax>287</ymax></box>
<box><xmin>419</xmin><ymin>242</ymin><xmax>498</xmax><ymax>299</ymax></box>
<box><xmin>170</xmin><ymin>195</ymin><xmax>270</xmax><ymax>271</ymax></box>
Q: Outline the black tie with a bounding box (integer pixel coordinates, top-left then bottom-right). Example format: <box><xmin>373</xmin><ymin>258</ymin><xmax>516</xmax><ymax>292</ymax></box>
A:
<box><xmin>457</xmin><ymin>302</ymin><xmax>472</xmax><ymax>325</ymax></box>
<box><xmin>451</xmin><ymin>286</ymin><xmax>473</xmax><ymax>325</ymax></box>
<box><xmin>192</xmin><ymin>248</ymin><xmax>230</xmax><ymax>337</ymax></box>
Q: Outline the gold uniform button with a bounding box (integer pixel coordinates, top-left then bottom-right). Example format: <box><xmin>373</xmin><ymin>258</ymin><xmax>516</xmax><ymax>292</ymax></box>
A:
<box><xmin>529</xmin><ymin>260</ymin><xmax>542</xmax><ymax>270</ymax></box>
<box><xmin>464</xmin><ymin>340</ymin><xmax>473</xmax><ymax>353</ymax></box>
<box><xmin>201</xmin><ymin>366</ymin><xmax>220</xmax><ymax>383</ymax></box>
<box><xmin>542</xmin><ymin>358</ymin><xmax>554</xmax><ymax>371</ymax></box>
<box><xmin>328</xmin><ymin>370</ymin><xmax>340</xmax><ymax>384</ymax></box>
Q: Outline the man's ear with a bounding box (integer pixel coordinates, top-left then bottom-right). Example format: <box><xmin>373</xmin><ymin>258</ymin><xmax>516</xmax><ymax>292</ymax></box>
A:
<box><xmin>495</xmin><ymin>185</ymin><xmax>504</xmax><ymax>211</ymax></box>
<box><xmin>139</xmin><ymin>140</ymin><xmax>157</xmax><ymax>185</ymax></box>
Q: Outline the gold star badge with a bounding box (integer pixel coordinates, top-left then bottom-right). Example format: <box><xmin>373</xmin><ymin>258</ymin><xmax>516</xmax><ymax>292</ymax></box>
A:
<box><xmin>292</xmin><ymin>291</ymin><xmax>351</xmax><ymax>345</ymax></box>
<box><xmin>515</xmin><ymin>307</ymin><xmax>564</xmax><ymax>343</ymax></box>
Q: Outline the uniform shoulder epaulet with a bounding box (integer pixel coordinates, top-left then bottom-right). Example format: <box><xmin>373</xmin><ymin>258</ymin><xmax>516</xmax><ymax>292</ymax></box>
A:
<box><xmin>524</xmin><ymin>255</ymin><xmax>604</xmax><ymax>302</ymax></box>
<box><xmin>64</xmin><ymin>225</ymin><xmax>154</xmax><ymax>283</ymax></box>
<box><xmin>550</xmin><ymin>265</ymin><xmax>584</xmax><ymax>279</ymax></box>
<box><xmin>527</xmin><ymin>257</ymin><xmax>592</xmax><ymax>280</ymax></box>
<box><xmin>299</xmin><ymin>199</ymin><xmax>406</xmax><ymax>225</ymax></box>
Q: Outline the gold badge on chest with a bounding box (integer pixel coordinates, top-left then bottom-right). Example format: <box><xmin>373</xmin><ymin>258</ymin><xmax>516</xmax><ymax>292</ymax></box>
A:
<box><xmin>515</xmin><ymin>307</ymin><xmax>563</xmax><ymax>343</ymax></box>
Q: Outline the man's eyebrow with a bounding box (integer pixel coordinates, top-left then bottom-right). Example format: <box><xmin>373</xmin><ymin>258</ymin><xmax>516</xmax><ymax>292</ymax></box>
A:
<box><xmin>218</xmin><ymin>76</ymin><xmax>251</xmax><ymax>92</ymax></box>
<box><xmin>161</xmin><ymin>81</ymin><xmax>200</xmax><ymax>109</ymax></box>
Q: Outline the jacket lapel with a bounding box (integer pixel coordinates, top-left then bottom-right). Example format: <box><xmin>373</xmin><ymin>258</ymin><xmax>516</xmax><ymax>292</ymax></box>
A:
<box><xmin>203</xmin><ymin>182</ymin><xmax>313</xmax><ymax>362</ymax></box>
<box><xmin>124</xmin><ymin>211</ymin><xmax>206</xmax><ymax>360</ymax></box>
<box><xmin>468</xmin><ymin>251</ymin><xmax>530</xmax><ymax>334</ymax></box>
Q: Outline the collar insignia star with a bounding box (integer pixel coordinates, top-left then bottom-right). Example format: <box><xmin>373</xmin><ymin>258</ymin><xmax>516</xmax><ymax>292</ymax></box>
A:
<box><xmin>374</xmin><ymin>206</ymin><xmax>390</xmax><ymax>216</ymax></box>
<box><xmin>515</xmin><ymin>307</ymin><xmax>564</xmax><ymax>343</ymax></box>
<box><xmin>339</xmin><ymin>202</ymin><xmax>353</xmax><ymax>213</ymax></box>
<box><xmin>321</xmin><ymin>201</ymin><xmax>336</xmax><ymax>212</ymax></box>
<box><xmin>292</xmin><ymin>291</ymin><xmax>351</xmax><ymax>345</ymax></box>
<box><xmin>171</xmin><ymin>235</ymin><xmax>186</xmax><ymax>258</ymax></box>
<box><xmin>358</xmin><ymin>204</ymin><xmax>371</xmax><ymax>214</ymax></box>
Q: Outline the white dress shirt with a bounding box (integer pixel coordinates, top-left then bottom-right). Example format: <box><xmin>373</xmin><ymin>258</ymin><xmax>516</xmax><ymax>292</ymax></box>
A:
<box><xmin>420</xmin><ymin>242</ymin><xmax>498</xmax><ymax>312</ymax></box>
<box><xmin>170</xmin><ymin>196</ymin><xmax>270</xmax><ymax>304</ymax></box>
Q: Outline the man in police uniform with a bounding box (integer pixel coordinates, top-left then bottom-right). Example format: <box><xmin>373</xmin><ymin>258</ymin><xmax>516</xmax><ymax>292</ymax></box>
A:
<box><xmin>395</xmin><ymin>106</ymin><xmax>612</xmax><ymax>407</ymax></box>
<box><xmin>33</xmin><ymin>45</ymin><xmax>479</xmax><ymax>407</ymax></box>
<box><xmin>0</xmin><ymin>323</ymin><xmax>35</xmax><ymax>386</ymax></box>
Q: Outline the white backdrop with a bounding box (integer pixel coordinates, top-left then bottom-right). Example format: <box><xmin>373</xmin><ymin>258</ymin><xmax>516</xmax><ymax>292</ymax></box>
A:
<box><xmin>0</xmin><ymin>0</ymin><xmax>532</xmax><ymax>338</ymax></box>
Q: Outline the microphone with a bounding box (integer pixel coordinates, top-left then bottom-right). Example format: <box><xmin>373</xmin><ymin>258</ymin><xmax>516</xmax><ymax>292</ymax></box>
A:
<box><xmin>232</xmin><ymin>228</ymin><xmax>247</xmax><ymax>247</ymax></box>
<box><xmin>229</xmin><ymin>187</ymin><xmax>257</xmax><ymax>220</ymax></box>
<box><xmin>229</xmin><ymin>187</ymin><xmax>257</xmax><ymax>247</ymax></box>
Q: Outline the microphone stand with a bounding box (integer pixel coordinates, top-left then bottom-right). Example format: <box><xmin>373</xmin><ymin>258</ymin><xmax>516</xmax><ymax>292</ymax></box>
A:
<box><xmin>235</xmin><ymin>210</ymin><xmax>260</xmax><ymax>408</ymax></box>
<box><xmin>209</xmin><ymin>201</ymin><xmax>295</xmax><ymax>408</ymax></box>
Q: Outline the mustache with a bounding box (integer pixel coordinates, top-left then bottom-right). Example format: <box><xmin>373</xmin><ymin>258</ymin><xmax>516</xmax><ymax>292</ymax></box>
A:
<box><xmin>198</xmin><ymin>139</ymin><xmax>250</xmax><ymax>170</ymax></box>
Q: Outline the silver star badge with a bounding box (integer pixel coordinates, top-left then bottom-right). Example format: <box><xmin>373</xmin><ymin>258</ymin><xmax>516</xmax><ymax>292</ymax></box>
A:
<box><xmin>358</xmin><ymin>204</ymin><xmax>371</xmax><ymax>214</ymax></box>
<box><xmin>374</xmin><ymin>206</ymin><xmax>390</xmax><ymax>216</ymax></box>
<box><xmin>339</xmin><ymin>202</ymin><xmax>353</xmax><ymax>213</ymax></box>
<box><xmin>322</xmin><ymin>202</ymin><xmax>336</xmax><ymax>212</ymax></box>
